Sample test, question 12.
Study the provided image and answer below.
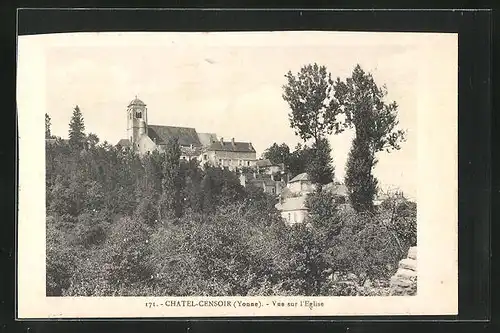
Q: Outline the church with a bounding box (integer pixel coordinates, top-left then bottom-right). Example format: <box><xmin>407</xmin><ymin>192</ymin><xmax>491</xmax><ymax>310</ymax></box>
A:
<box><xmin>116</xmin><ymin>97</ymin><xmax>258</xmax><ymax>169</ymax></box>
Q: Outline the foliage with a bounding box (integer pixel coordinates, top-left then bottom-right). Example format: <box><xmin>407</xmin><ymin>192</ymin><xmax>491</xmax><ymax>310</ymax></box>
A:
<box><xmin>276</xmin><ymin>224</ymin><xmax>331</xmax><ymax>296</ymax></box>
<box><xmin>305</xmin><ymin>137</ymin><xmax>334</xmax><ymax>186</ymax></box>
<box><xmin>201</xmin><ymin>166</ymin><xmax>245</xmax><ymax>213</ymax></box>
<box><xmin>379</xmin><ymin>194</ymin><xmax>417</xmax><ymax>254</ymax></box>
<box><xmin>344</xmin><ymin>136</ymin><xmax>378</xmax><ymax>212</ymax></box>
<box><xmin>86</xmin><ymin>133</ymin><xmax>100</xmax><ymax>148</ymax></box>
<box><xmin>305</xmin><ymin>189</ymin><xmax>341</xmax><ymax>235</ymax></box>
<box><xmin>261</xmin><ymin>142</ymin><xmax>314</xmax><ymax>179</ymax></box>
<box><xmin>68</xmin><ymin>105</ymin><xmax>86</xmax><ymax>149</ymax></box>
<box><xmin>262</xmin><ymin>143</ymin><xmax>290</xmax><ymax>166</ymax></box>
<box><xmin>45</xmin><ymin>113</ymin><xmax>52</xmax><ymax>139</ymax></box>
<box><xmin>287</xmin><ymin>143</ymin><xmax>313</xmax><ymax>179</ymax></box>
<box><xmin>334</xmin><ymin>64</ymin><xmax>406</xmax><ymax>153</ymax></box>
<box><xmin>282</xmin><ymin>63</ymin><xmax>343</xmax><ymax>143</ymax></box>
<box><xmin>159</xmin><ymin>137</ymin><xmax>184</xmax><ymax>219</ymax></box>
<box><xmin>335</xmin><ymin>64</ymin><xmax>406</xmax><ymax>212</ymax></box>
<box><xmin>326</xmin><ymin>206</ymin><xmax>402</xmax><ymax>284</ymax></box>
<box><xmin>261</xmin><ymin>138</ymin><xmax>334</xmax><ymax>183</ymax></box>
<box><xmin>45</xmin><ymin>96</ymin><xmax>411</xmax><ymax>297</ymax></box>
<box><xmin>46</xmin><ymin>215</ymin><xmax>76</xmax><ymax>296</ymax></box>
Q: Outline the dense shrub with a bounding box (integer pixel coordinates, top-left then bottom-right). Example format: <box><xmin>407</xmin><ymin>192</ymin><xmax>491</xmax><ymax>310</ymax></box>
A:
<box><xmin>46</xmin><ymin>136</ymin><xmax>413</xmax><ymax>297</ymax></box>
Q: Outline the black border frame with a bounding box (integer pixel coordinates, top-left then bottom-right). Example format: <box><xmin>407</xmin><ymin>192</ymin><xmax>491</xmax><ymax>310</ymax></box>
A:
<box><xmin>2</xmin><ymin>6</ymin><xmax>493</xmax><ymax>333</ymax></box>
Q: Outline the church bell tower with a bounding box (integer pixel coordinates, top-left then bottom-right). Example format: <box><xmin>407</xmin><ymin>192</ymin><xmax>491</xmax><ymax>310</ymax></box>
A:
<box><xmin>127</xmin><ymin>96</ymin><xmax>148</xmax><ymax>147</ymax></box>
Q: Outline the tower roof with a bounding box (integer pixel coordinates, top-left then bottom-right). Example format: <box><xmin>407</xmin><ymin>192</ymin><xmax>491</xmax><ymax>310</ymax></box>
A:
<box><xmin>128</xmin><ymin>96</ymin><xmax>146</xmax><ymax>107</ymax></box>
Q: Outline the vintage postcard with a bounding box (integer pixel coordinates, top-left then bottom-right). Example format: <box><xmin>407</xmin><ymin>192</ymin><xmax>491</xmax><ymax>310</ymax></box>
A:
<box><xmin>17</xmin><ymin>31</ymin><xmax>458</xmax><ymax>318</ymax></box>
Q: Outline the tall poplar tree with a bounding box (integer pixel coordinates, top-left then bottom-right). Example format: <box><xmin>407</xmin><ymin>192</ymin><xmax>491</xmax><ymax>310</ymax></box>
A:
<box><xmin>334</xmin><ymin>65</ymin><xmax>406</xmax><ymax>212</ymax></box>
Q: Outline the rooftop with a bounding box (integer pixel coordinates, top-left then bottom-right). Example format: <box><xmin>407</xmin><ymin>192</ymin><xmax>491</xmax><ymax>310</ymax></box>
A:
<box><xmin>116</xmin><ymin>138</ymin><xmax>132</xmax><ymax>147</ymax></box>
<box><xmin>323</xmin><ymin>182</ymin><xmax>349</xmax><ymax>196</ymax></box>
<box><xmin>128</xmin><ymin>96</ymin><xmax>146</xmax><ymax>107</ymax></box>
<box><xmin>208</xmin><ymin>140</ymin><xmax>256</xmax><ymax>153</ymax></box>
<box><xmin>197</xmin><ymin>132</ymin><xmax>218</xmax><ymax>147</ymax></box>
<box><xmin>148</xmin><ymin>125</ymin><xmax>201</xmax><ymax>147</ymax></box>
<box><xmin>288</xmin><ymin>172</ymin><xmax>310</xmax><ymax>183</ymax></box>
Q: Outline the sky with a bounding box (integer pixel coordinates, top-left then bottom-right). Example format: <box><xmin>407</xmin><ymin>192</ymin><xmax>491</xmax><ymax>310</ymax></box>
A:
<box><xmin>32</xmin><ymin>31</ymin><xmax>457</xmax><ymax>199</ymax></box>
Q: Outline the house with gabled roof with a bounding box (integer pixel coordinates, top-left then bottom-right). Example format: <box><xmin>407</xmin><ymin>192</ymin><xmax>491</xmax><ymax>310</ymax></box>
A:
<box><xmin>255</xmin><ymin>159</ymin><xmax>286</xmax><ymax>179</ymax></box>
<box><xmin>275</xmin><ymin>172</ymin><xmax>349</xmax><ymax>225</ymax></box>
<box><xmin>287</xmin><ymin>172</ymin><xmax>316</xmax><ymax>194</ymax></box>
<box><xmin>275</xmin><ymin>195</ymin><xmax>308</xmax><ymax>225</ymax></box>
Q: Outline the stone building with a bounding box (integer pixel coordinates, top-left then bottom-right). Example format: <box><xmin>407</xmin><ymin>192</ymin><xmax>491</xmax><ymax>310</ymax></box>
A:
<box><xmin>255</xmin><ymin>159</ymin><xmax>286</xmax><ymax>178</ymax></box>
<box><xmin>286</xmin><ymin>173</ymin><xmax>316</xmax><ymax>194</ymax></box>
<box><xmin>199</xmin><ymin>137</ymin><xmax>257</xmax><ymax>170</ymax></box>
<box><xmin>239</xmin><ymin>172</ymin><xmax>285</xmax><ymax>196</ymax></box>
<box><xmin>275</xmin><ymin>172</ymin><xmax>349</xmax><ymax>225</ymax></box>
<box><xmin>116</xmin><ymin>97</ymin><xmax>257</xmax><ymax>165</ymax></box>
<box><xmin>275</xmin><ymin>195</ymin><xmax>309</xmax><ymax>226</ymax></box>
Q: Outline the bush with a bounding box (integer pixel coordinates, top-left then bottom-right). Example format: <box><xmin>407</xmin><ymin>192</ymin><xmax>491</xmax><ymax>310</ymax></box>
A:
<box><xmin>46</xmin><ymin>215</ymin><xmax>76</xmax><ymax>296</ymax></box>
<box><xmin>46</xmin><ymin>136</ymin><xmax>408</xmax><ymax>297</ymax></box>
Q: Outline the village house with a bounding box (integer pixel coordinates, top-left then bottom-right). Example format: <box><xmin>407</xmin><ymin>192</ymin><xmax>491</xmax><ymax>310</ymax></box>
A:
<box><xmin>116</xmin><ymin>97</ymin><xmax>257</xmax><ymax>166</ymax></box>
<box><xmin>255</xmin><ymin>159</ymin><xmax>286</xmax><ymax>179</ymax></box>
<box><xmin>199</xmin><ymin>137</ymin><xmax>257</xmax><ymax>170</ymax></box>
<box><xmin>275</xmin><ymin>172</ymin><xmax>349</xmax><ymax>226</ymax></box>
<box><xmin>275</xmin><ymin>195</ymin><xmax>309</xmax><ymax>225</ymax></box>
<box><xmin>239</xmin><ymin>172</ymin><xmax>285</xmax><ymax>196</ymax></box>
<box><xmin>275</xmin><ymin>172</ymin><xmax>314</xmax><ymax>225</ymax></box>
<box><xmin>286</xmin><ymin>172</ymin><xmax>316</xmax><ymax>194</ymax></box>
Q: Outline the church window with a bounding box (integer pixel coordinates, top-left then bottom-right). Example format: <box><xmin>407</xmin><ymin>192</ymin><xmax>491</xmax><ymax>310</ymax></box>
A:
<box><xmin>136</xmin><ymin>111</ymin><xmax>142</xmax><ymax>119</ymax></box>
<box><xmin>288</xmin><ymin>213</ymin><xmax>291</xmax><ymax>222</ymax></box>
<box><xmin>247</xmin><ymin>161</ymin><xmax>250</xmax><ymax>166</ymax></box>
<box><xmin>203</xmin><ymin>154</ymin><xmax>207</xmax><ymax>160</ymax></box>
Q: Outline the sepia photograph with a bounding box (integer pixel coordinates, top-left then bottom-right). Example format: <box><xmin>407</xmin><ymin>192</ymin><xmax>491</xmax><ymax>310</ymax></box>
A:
<box><xmin>17</xmin><ymin>30</ymin><xmax>458</xmax><ymax>317</ymax></box>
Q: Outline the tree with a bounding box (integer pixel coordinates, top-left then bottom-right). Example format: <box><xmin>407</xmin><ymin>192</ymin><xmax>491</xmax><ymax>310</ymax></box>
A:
<box><xmin>282</xmin><ymin>63</ymin><xmax>343</xmax><ymax>144</ymax></box>
<box><xmin>380</xmin><ymin>193</ymin><xmax>417</xmax><ymax>254</ymax></box>
<box><xmin>45</xmin><ymin>113</ymin><xmax>52</xmax><ymax>139</ymax></box>
<box><xmin>86</xmin><ymin>133</ymin><xmax>100</xmax><ymax>148</ymax></box>
<box><xmin>159</xmin><ymin>137</ymin><xmax>184</xmax><ymax>219</ymax></box>
<box><xmin>200</xmin><ymin>166</ymin><xmax>244</xmax><ymax>213</ymax></box>
<box><xmin>334</xmin><ymin>65</ymin><xmax>406</xmax><ymax>212</ymax></box>
<box><xmin>287</xmin><ymin>143</ymin><xmax>313</xmax><ymax>179</ymax></box>
<box><xmin>306</xmin><ymin>137</ymin><xmax>334</xmax><ymax>186</ymax></box>
<box><xmin>279</xmin><ymin>224</ymin><xmax>330</xmax><ymax>296</ymax></box>
<box><xmin>306</xmin><ymin>189</ymin><xmax>341</xmax><ymax>236</ymax></box>
<box><xmin>344</xmin><ymin>136</ymin><xmax>378</xmax><ymax>212</ymax></box>
<box><xmin>182</xmin><ymin>159</ymin><xmax>204</xmax><ymax>213</ymax></box>
<box><xmin>68</xmin><ymin>105</ymin><xmax>86</xmax><ymax>149</ymax></box>
<box><xmin>262</xmin><ymin>143</ymin><xmax>290</xmax><ymax>166</ymax></box>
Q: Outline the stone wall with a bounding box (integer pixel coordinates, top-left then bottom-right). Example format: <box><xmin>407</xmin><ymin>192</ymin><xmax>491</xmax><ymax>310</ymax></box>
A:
<box><xmin>390</xmin><ymin>246</ymin><xmax>417</xmax><ymax>296</ymax></box>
